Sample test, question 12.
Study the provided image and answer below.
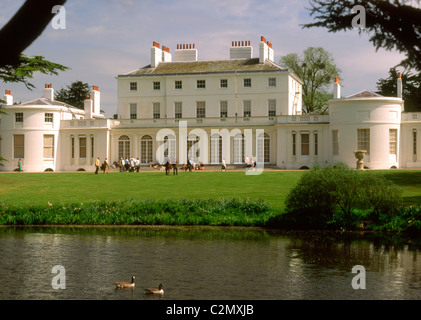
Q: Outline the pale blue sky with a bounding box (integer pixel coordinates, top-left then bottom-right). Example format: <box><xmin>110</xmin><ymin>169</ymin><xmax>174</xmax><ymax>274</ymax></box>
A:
<box><xmin>0</xmin><ymin>0</ymin><xmax>406</xmax><ymax>116</ymax></box>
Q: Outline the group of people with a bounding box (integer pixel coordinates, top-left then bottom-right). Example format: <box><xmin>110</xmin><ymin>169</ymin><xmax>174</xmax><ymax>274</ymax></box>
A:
<box><xmin>245</xmin><ymin>155</ymin><xmax>257</xmax><ymax>169</ymax></box>
<box><xmin>93</xmin><ymin>156</ymin><xmax>234</xmax><ymax>174</ymax></box>
<box><xmin>184</xmin><ymin>159</ymin><xmax>205</xmax><ymax>172</ymax></box>
<box><xmin>118</xmin><ymin>157</ymin><xmax>140</xmax><ymax>172</ymax></box>
<box><xmin>95</xmin><ymin>157</ymin><xmax>110</xmax><ymax>174</ymax></box>
<box><xmin>149</xmin><ymin>158</ymin><xmax>206</xmax><ymax>174</ymax></box>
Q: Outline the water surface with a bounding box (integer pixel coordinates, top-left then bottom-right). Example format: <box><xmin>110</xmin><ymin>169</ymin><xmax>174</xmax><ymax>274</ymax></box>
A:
<box><xmin>0</xmin><ymin>226</ymin><xmax>420</xmax><ymax>300</ymax></box>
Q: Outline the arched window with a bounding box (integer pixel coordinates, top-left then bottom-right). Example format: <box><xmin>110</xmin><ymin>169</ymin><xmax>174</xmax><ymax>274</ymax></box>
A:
<box><xmin>210</xmin><ymin>134</ymin><xmax>222</xmax><ymax>164</ymax></box>
<box><xmin>163</xmin><ymin>134</ymin><xmax>176</xmax><ymax>162</ymax></box>
<box><xmin>233</xmin><ymin>133</ymin><xmax>244</xmax><ymax>164</ymax></box>
<box><xmin>187</xmin><ymin>134</ymin><xmax>200</xmax><ymax>162</ymax></box>
<box><xmin>257</xmin><ymin>133</ymin><xmax>270</xmax><ymax>163</ymax></box>
<box><xmin>118</xmin><ymin>135</ymin><xmax>130</xmax><ymax>159</ymax></box>
<box><xmin>140</xmin><ymin>135</ymin><xmax>153</xmax><ymax>164</ymax></box>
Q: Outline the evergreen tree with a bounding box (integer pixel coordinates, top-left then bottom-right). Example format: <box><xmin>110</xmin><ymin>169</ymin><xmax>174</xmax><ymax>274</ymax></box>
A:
<box><xmin>55</xmin><ymin>81</ymin><xmax>91</xmax><ymax>109</ymax></box>
<box><xmin>302</xmin><ymin>0</ymin><xmax>421</xmax><ymax>72</ymax></box>
<box><xmin>376</xmin><ymin>68</ymin><xmax>421</xmax><ymax>112</ymax></box>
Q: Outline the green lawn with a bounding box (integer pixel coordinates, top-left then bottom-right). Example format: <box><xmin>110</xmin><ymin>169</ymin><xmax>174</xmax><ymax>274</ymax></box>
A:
<box><xmin>1</xmin><ymin>170</ymin><xmax>420</xmax><ymax>210</ymax></box>
<box><xmin>0</xmin><ymin>171</ymin><xmax>304</xmax><ymax>210</ymax></box>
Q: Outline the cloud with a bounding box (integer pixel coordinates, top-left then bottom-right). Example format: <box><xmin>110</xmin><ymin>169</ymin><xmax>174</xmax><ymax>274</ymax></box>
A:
<box><xmin>2</xmin><ymin>0</ymin><xmax>411</xmax><ymax>116</ymax></box>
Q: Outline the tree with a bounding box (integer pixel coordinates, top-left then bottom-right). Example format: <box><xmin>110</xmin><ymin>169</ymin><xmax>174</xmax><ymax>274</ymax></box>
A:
<box><xmin>0</xmin><ymin>54</ymin><xmax>69</xmax><ymax>91</ymax></box>
<box><xmin>55</xmin><ymin>81</ymin><xmax>91</xmax><ymax>109</ymax></box>
<box><xmin>301</xmin><ymin>0</ymin><xmax>421</xmax><ymax>72</ymax></box>
<box><xmin>0</xmin><ymin>0</ymin><xmax>67</xmax><ymax>68</ymax></box>
<box><xmin>279</xmin><ymin>47</ymin><xmax>341</xmax><ymax>114</ymax></box>
<box><xmin>376</xmin><ymin>68</ymin><xmax>421</xmax><ymax>112</ymax></box>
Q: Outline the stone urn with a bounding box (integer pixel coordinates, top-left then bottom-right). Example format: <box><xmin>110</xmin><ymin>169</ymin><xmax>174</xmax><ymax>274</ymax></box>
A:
<box><xmin>353</xmin><ymin>150</ymin><xmax>367</xmax><ymax>170</ymax></box>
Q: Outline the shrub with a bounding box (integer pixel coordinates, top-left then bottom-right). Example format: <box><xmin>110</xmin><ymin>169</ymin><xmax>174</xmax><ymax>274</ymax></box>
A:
<box><xmin>280</xmin><ymin>163</ymin><xmax>403</xmax><ymax>230</ymax></box>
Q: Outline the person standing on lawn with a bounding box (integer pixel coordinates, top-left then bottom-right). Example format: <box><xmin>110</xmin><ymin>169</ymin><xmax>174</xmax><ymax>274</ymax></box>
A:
<box><xmin>95</xmin><ymin>157</ymin><xmax>100</xmax><ymax>174</ymax></box>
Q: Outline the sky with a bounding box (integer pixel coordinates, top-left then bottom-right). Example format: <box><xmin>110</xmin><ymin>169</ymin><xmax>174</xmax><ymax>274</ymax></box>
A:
<box><xmin>0</xmin><ymin>0</ymin><xmax>409</xmax><ymax>117</ymax></box>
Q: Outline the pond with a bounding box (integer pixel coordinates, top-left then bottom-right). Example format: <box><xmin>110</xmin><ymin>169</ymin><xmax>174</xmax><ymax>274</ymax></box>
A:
<box><xmin>0</xmin><ymin>226</ymin><xmax>420</xmax><ymax>300</ymax></box>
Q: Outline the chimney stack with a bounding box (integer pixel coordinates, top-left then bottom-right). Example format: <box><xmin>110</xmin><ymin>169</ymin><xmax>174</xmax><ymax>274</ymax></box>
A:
<box><xmin>397</xmin><ymin>72</ymin><xmax>403</xmax><ymax>99</ymax></box>
<box><xmin>91</xmin><ymin>85</ymin><xmax>100</xmax><ymax>115</ymax></box>
<box><xmin>259</xmin><ymin>36</ymin><xmax>274</xmax><ymax>63</ymax></box>
<box><xmin>151</xmin><ymin>41</ymin><xmax>162</xmax><ymax>68</ymax></box>
<box><xmin>43</xmin><ymin>83</ymin><xmax>54</xmax><ymax>100</ymax></box>
<box><xmin>333</xmin><ymin>77</ymin><xmax>341</xmax><ymax>99</ymax></box>
<box><xmin>230</xmin><ymin>40</ymin><xmax>253</xmax><ymax>59</ymax></box>
<box><xmin>174</xmin><ymin>43</ymin><xmax>198</xmax><ymax>62</ymax></box>
<box><xmin>3</xmin><ymin>90</ymin><xmax>13</xmax><ymax>105</ymax></box>
<box><xmin>162</xmin><ymin>45</ymin><xmax>172</xmax><ymax>63</ymax></box>
<box><xmin>84</xmin><ymin>94</ymin><xmax>93</xmax><ymax>119</ymax></box>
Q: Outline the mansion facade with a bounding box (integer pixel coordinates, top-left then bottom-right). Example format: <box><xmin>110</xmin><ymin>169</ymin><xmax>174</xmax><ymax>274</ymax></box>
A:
<box><xmin>0</xmin><ymin>36</ymin><xmax>419</xmax><ymax>172</ymax></box>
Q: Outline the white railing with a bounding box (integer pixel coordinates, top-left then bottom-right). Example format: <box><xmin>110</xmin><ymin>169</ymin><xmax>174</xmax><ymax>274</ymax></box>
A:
<box><xmin>109</xmin><ymin>114</ymin><xmax>330</xmax><ymax>128</ymax></box>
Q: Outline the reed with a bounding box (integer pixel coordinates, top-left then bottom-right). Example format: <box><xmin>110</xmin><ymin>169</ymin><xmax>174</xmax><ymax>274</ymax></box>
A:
<box><xmin>0</xmin><ymin>198</ymin><xmax>275</xmax><ymax>226</ymax></box>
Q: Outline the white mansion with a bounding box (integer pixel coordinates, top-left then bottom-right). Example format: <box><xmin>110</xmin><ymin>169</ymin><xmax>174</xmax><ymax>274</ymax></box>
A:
<box><xmin>0</xmin><ymin>36</ymin><xmax>419</xmax><ymax>172</ymax></box>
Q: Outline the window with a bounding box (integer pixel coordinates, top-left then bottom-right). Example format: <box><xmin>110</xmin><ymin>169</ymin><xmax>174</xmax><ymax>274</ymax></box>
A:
<box><xmin>332</xmin><ymin>130</ymin><xmax>339</xmax><ymax>155</ymax></box>
<box><xmin>268</xmin><ymin>100</ymin><xmax>276</xmax><ymax>116</ymax></box>
<box><xmin>91</xmin><ymin>136</ymin><xmax>94</xmax><ymax>159</ymax></box>
<box><xmin>257</xmin><ymin>133</ymin><xmax>270</xmax><ymax>163</ymax></box>
<box><xmin>268</xmin><ymin>78</ymin><xmax>276</xmax><ymax>87</ymax></box>
<box><xmin>220</xmin><ymin>101</ymin><xmax>228</xmax><ymax>118</ymax></box>
<box><xmin>118</xmin><ymin>135</ymin><xmax>130</xmax><ymax>159</ymax></box>
<box><xmin>15</xmin><ymin>113</ymin><xmax>23</xmax><ymax>123</ymax></box>
<box><xmin>79</xmin><ymin>137</ymin><xmax>87</xmax><ymax>158</ymax></box>
<box><xmin>43</xmin><ymin>135</ymin><xmax>54</xmax><ymax>159</ymax></box>
<box><xmin>196</xmin><ymin>101</ymin><xmax>206</xmax><ymax>118</ymax></box>
<box><xmin>153</xmin><ymin>103</ymin><xmax>160</xmax><ymax>119</ymax></box>
<box><xmin>175</xmin><ymin>81</ymin><xmax>182</xmax><ymax>90</ymax></box>
<box><xmin>71</xmin><ymin>137</ymin><xmax>74</xmax><ymax>158</ymax></box>
<box><xmin>187</xmin><ymin>134</ymin><xmax>200</xmax><ymax>161</ymax></box>
<box><xmin>210</xmin><ymin>134</ymin><xmax>222</xmax><ymax>164</ymax></box>
<box><xmin>45</xmin><ymin>113</ymin><xmax>53</xmax><ymax>123</ymax></box>
<box><xmin>220</xmin><ymin>79</ymin><xmax>228</xmax><ymax>88</ymax></box>
<box><xmin>163</xmin><ymin>135</ymin><xmax>176</xmax><ymax>161</ymax></box>
<box><xmin>314</xmin><ymin>132</ymin><xmax>318</xmax><ymax>156</ymax></box>
<box><xmin>292</xmin><ymin>132</ymin><xmax>296</xmax><ymax>156</ymax></box>
<box><xmin>243</xmin><ymin>100</ymin><xmax>251</xmax><ymax>117</ymax></box>
<box><xmin>389</xmin><ymin>129</ymin><xmax>398</xmax><ymax>155</ymax></box>
<box><xmin>197</xmin><ymin>80</ymin><xmax>206</xmax><ymax>89</ymax></box>
<box><xmin>301</xmin><ymin>133</ymin><xmax>309</xmax><ymax>155</ymax></box>
<box><xmin>175</xmin><ymin>102</ymin><xmax>182</xmax><ymax>119</ymax></box>
<box><xmin>233</xmin><ymin>133</ymin><xmax>245</xmax><ymax>164</ymax></box>
<box><xmin>14</xmin><ymin>134</ymin><xmax>24</xmax><ymax>158</ymax></box>
<box><xmin>140</xmin><ymin>135</ymin><xmax>153</xmax><ymax>164</ymax></box>
<box><xmin>153</xmin><ymin>81</ymin><xmax>160</xmax><ymax>90</ymax></box>
<box><xmin>130</xmin><ymin>82</ymin><xmax>137</xmax><ymax>91</ymax></box>
<box><xmin>413</xmin><ymin>130</ymin><xmax>417</xmax><ymax>156</ymax></box>
<box><xmin>244</xmin><ymin>78</ymin><xmax>251</xmax><ymax>87</ymax></box>
<box><xmin>130</xmin><ymin>103</ymin><xmax>137</xmax><ymax>119</ymax></box>
<box><xmin>357</xmin><ymin>129</ymin><xmax>370</xmax><ymax>154</ymax></box>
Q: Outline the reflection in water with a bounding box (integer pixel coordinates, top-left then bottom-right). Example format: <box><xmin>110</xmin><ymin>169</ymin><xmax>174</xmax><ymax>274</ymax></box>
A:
<box><xmin>0</xmin><ymin>226</ymin><xmax>420</xmax><ymax>300</ymax></box>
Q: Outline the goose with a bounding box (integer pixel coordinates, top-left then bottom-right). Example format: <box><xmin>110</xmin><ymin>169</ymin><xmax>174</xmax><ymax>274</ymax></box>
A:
<box><xmin>114</xmin><ymin>275</ymin><xmax>136</xmax><ymax>289</ymax></box>
<box><xmin>144</xmin><ymin>283</ymin><xmax>164</xmax><ymax>295</ymax></box>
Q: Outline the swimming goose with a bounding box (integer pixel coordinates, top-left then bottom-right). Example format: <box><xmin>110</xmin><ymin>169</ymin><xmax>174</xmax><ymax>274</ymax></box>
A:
<box><xmin>114</xmin><ymin>275</ymin><xmax>136</xmax><ymax>289</ymax></box>
<box><xmin>144</xmin><ymin>283</ymin><xmax>164</xmax><ymax>295</ymax></box>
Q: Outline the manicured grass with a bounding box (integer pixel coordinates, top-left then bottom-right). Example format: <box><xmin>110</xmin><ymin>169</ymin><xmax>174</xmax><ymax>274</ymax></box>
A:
<box><xmin>1</xmin><ymin>169</ymin><xmax>420</xmax><ymax>211</ymax></box>
<box><xmin>0</xmin><ymin>171</ymin><xmax>304</xmax><ymax>210</ymax></box>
